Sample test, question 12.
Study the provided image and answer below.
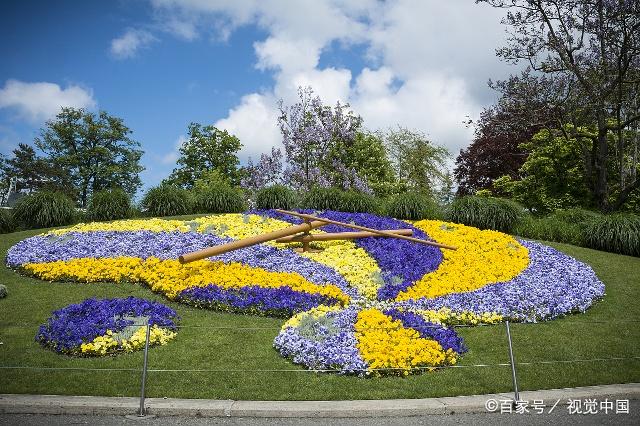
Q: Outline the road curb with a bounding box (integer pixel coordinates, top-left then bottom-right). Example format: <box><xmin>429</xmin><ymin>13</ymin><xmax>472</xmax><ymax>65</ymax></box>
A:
<box><xmin>1</xmin><ymin>383</ymin><xmax>638</xmax><ymax>418</ymax></box>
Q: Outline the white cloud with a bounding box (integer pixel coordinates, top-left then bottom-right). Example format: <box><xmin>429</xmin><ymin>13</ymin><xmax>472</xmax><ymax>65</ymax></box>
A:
<box><xmin>147</xmin><ymin>0</ymin><xmax>515</xmax><ymax>157</ymax></box>
<box><xmin>214</xmin><ymin>93</ymin><xmax>281</xmax><ymax>160</ymax></box>
<box><xmin>161</xmin><ymin>135</ymin><xmax>188</xmax><ymax>165</ymax></box>
<box><xmin>0</xmin><ymin>79</ymin><xmax>96</xmax><ymax>123</ymax></box>
<box><xmin>110</xmin><ymin>29</ymin><xmax>157</xmax><ymax>59</ymax></box>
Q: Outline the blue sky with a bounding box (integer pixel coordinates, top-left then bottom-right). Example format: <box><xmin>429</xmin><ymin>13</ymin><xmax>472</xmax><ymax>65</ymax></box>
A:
<box><xmin>0</xmin><ymin>0</ymin><xmax>514</xmax><ymax>194</ymax></box>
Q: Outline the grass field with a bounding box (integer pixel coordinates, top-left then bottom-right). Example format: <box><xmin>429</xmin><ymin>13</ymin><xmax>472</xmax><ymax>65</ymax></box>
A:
<box><xmin>0</xmin><ymin>222</ymin><xmax>639</xmax><ymax>400</ymax></box>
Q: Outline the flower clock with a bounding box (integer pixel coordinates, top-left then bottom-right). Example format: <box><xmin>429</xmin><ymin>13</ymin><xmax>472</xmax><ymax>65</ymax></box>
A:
<box><xmin>7</xmin><ymin>210</ymin><xmax>604</xmax><ymax>374</ymax></box>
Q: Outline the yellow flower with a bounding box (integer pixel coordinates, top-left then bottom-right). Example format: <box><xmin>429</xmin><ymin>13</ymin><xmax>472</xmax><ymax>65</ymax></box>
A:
<box><xmin>396</xmin><ymin>220</ymin><xmax>529</xmax><ymax>301</ymax></box>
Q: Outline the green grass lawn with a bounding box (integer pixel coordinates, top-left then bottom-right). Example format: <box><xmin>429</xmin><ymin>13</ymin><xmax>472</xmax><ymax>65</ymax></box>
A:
<box><xmin>0</xmin><ymin>224</ymin><xmax>639</xmax><ymax>400</ymax></box>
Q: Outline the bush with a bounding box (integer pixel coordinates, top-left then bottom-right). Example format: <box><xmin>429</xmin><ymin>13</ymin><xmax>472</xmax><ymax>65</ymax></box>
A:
<box><xmin>142</xmin><ymin>185</ymin><xmax>192</xmax><ymax>217</ymax></box>
<box><xmin>87</xmin><ymin>188</ymin><xmax>132</xmax><ymax>221</ymax></box>
<box><xmin>193</xmin><ymin>183</ymin><xmax>246</xmax><ymax>213</ymax></box>
<box><xmin>0</xmin><ymin>209</ymin><xmax>17</xmax><ymax>233</ymax></box>
<box><xmin>445</xmin><ymin>196</ymin><xmax>524</xmax><ymax>233</ymax></box>
<box><xmin>0</xmin><ymin>284</ymin><xmax>7</xmax><ymax>298</ymax></box>
<box><xmin>584</xmin><ymin>214</ymin><xmax>640</xmax><ymax>257</ymax></box>
<box><xmin>256</xmin><ymin>185</ymin><xmax>297</xmax><ymax>210</ymax></box>
<box><xmin>339</xmin><ymin>191</ymin><xmax>379</xmax><ymax>213</ymax></box>
<box><xmin>300</xmin><ymin>187</ymin><xmax>345</xmax><ymax>211</ymax></box>
<box><xmin>513</xmin><ymin>215</ymin><xmax>584</xmax><ymax>246</ymax></box>
<box><xmin>386</xmin><ymin>192</ymin><xmax>443</xmax><ymax>220</ymax></box>
<box><xmin>548</xmin><ymin>208</ymin><xmax>601</xmax><ymax>226</ymax></box>
<box><xmin>13</xmin><ymin>191</ymin><xmax>76</xmax><ymax>229</ymax></box>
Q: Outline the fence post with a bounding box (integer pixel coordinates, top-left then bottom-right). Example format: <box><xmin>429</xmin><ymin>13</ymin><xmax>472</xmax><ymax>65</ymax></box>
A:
<box><xmin>138</xmin><ymin>321</ymin><xmax>151</xmax><ymax>417</ymax></box>
<box><xmin>505</xmin><ymin>321</ymin><xmax>520</xmax><ymax>405</ymax></box>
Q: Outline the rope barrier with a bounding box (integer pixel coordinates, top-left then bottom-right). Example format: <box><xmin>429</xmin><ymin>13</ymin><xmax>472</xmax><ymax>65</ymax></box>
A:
<box><xmin>1</xmin><ymin>356</ymin><xmax>639</xmax><ymax>374</ymax></box>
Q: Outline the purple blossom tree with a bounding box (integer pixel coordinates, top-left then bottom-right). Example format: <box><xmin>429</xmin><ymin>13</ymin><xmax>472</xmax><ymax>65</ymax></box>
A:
<box><xmin>277</xmin><ymin>86</ymin><xmax>366</xmax><ymax>191</ymax></box>
<box><xmin>241</xmin><ymin>147</ymin><xmax>284</xmax><ymax>191</ymax></box>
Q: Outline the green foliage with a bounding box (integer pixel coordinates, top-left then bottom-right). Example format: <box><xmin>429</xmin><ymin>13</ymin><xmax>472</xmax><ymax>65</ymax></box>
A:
<box><xmin>339</xmin><ymin>191</ymin><xmax>379</xmax><ymax>213</ymax></box>
<box><xmin>141</xmin><ymin>185</ymin><xmax>192</xmax><ymax>217</ymax></box>
<box><xmin>381</xmin><ymin>127</ymin><xmax>450</xmax><ymax>196</ymax></box>
<box><xmin>584</xmin><ymin>214</ymin><xmax>640</xmax><ymax>257</ymax></box>
<box><xmin>13</xmin><ymin>191</ymin><xmax>76</xmax><ymax>229</ymax></box>
<box><xmin>300</xmin><ymin>187</ymin><xmax>345</xmax><ymax>211</ymax></box>
<box><xmin>336</xmin><ymin>131</ymin><xmax>397</xmax><ymax>197</ymax></box>
<box><xmin>548</xmin><ymin>208</ymin><xmax>601</xmax><ymax>226</ymax></box>
<box><xmin>87</xmin><ymin>188</ymin><xmax>132</xmax><ymax>221</ymax></box>
<box><xmin>492</xmin><ymin>128</ymin><xmax>593</xmax><ymax>214</ymax></box>
<box><xmin>513</xmin><ymin>215</ymin><xmax>584</xmax><ymax>246</ymax></box>
<box><xmin>445</xmin><ymin>196</ymin><xmax>524</xmax><ymax>233</ymax></box>
<box><xmin>0</xmin><ymin>284</ymin><xmax>6</xmax><ymax>298</ymax></box>
<box><xmin>0</xmin><ymin>209</ymin><xmax>17</xmax><ymax>234</ymax></box>
<box><xmin>35</xmin><ymin>107</ymin><xmax>144</xmax><ymax>207</ymax></box>
<box><xmin>193</xmin><ymin>184</ymin><xmax>245</xmax><ymax>214</ymax></box>
<box><xmin>166</xmin><ymin>123</ymin><xmax>243</xmax><ymax>188</ymax></box>
<box><xmin>386</xmin><ymin>192</ymin><xmax>443</xmax><ymax>220</ymax></box>
<box><xmin>255</xmin><ymin>185</ymin><xmax>297</xmax><ymax>210</ymax></box>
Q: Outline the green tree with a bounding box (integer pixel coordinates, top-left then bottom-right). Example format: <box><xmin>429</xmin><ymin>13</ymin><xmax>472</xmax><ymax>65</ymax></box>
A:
<box><xmin>166</xmin><ymin>123</ymin><xmax>242</xmax><ymax>188</ymax></box>
<box><xmin>336</xmin><ymin>131</ymin><xmax>397</xmax><ymax>196</ymax></box>
<box><xmin>380</xmin><ymin>127</ymin><xmax>450</xmax><ymax>196</ymax></box>
<box><xmin>35</xmin><ymin>107</ymin><xmax>144</xmax><ymax>207</ymax></box>
<box><xmin>494</xmin><ymin>127</ymin><xmax>593</xmax><ymax>214</ymax></box>
<box><xmin>1</xmin><ymin>143</ymin><xmax>74</xmax><ymax>196</ymax></box>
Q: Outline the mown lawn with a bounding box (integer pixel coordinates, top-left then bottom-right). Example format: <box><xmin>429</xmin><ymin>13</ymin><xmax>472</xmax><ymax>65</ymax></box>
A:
<box><xmin>0</xmin><ymin>223</ymin><xmax>638</xmax><ymax>400</ymax></box>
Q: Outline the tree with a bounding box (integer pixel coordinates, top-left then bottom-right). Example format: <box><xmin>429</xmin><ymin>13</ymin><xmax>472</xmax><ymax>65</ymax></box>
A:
<box><xmin>479</xmin><ymin>0</ymin><xmax>640</xmax><ymax>211</ymax></box>
<box><xmin>339</xmin><ymin>131</ymin><xmax>397</xmax><ymax>196</ymax></box>
<box><xmin>166</xmin><ymin>123</ymin><xmax>242</xmax><ymax>189</ymax></box>
<box><xmin>493</xmin><ymin>127</ymin><xmax>594</xmax><ymax>213</ymax></box>
<box><xmin>240</xmin><ymin>147</ymin><xmax>284</xmax><ymax>192</ymax></box>
<box><xmin>380</xmin><ymin>127</ymin><xmax>450</xmax><ymax>196</ymax></box>
<box><xmin>454</xmin><ymin>75</ymin><xmax>558</xmax><ymax>195</ymax></box>
<box><xmin>277</xmin><ymin>86</ymin><xmax>365</xmax><ymax>191</ymax></box>
<box><xmin>1</xmin><ymin>143</ymin><xmax>74</xmax><ymax>196</ymax></box>
<box><xmin>35</xmin><ymin>107</ymin><xmax>144</xmax><ymax>207</ymax></box>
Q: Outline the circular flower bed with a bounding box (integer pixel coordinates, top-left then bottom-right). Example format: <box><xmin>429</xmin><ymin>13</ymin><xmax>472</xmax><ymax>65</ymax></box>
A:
<box><xmin>8</xmin><ymin>211</ymin><xmax>604</xmax><ymax>373</ymax></box>
<box><xmin>36</xmin><ymin>297</ymin><xmax>179</xmax><ymax>356</ymax></box>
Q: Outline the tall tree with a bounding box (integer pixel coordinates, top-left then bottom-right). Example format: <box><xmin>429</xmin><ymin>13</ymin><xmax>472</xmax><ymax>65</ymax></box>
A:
<box><xmin>277</xmin><ymin>86</ymin><xmax>365</xmax><ymax>191</ymax></box>
<box><xmin>380</xmin><ymin>127</ymin><xmax>450</xmax><ymax>196</ymax></box>
<box><xmin>479</xmin><ymin>0</ymin><xmax>640</xmax><ymax>211</ymax></box>
<box><xmin>455</xmin><ymin>74</ymin><xmax>557</xmax><ymax>195</ymax></box>
<box><xmin>35</xmin><ymin>108</ymin><xmax>144</xmax><ymax>207</ymax></box>
<box><xmin>166</xmin><ymin>123</ymin><xmax>242</xmax><ymax>188</ymax></box>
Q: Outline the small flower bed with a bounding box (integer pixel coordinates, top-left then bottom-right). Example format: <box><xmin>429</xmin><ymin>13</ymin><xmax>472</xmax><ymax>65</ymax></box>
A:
<box><xmin>36</xmin><ymin>297</ymin><xmax>179</xmax><ymax>356</ymax></box>
<box><xmin>9</xmin><ymin>210</ymin><xmax>605</xmax><ymax>370</ymax></box>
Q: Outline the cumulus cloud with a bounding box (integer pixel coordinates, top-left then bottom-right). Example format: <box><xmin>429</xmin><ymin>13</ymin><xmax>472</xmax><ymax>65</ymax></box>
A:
<box><xmin>214</xmin><ymin>93</ymin><xmax>281</xmax><ymax>160</ymax></box>
<box><xmin>0</xmin><ymin>79</ymin><xmax>96</xmax><ymax>123</ymax></box>
<box><xmin>161</xmin><ymin>134</ymin><xmax>188</xmax><ymax>165</ymax></box>
<box><xmin>148</xmin><ymin>0</ymin><xmax>513</xmax><ymax>157</ymax></box>
<box><xmin>110</xmin><ymin>29</ymin><xmax>157</xmax><ymax>59</ymax></box>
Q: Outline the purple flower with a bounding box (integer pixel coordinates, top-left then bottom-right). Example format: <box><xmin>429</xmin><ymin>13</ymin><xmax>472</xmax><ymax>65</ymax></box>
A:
<box><xmin>177</xmin><ymin>284</ymin><xmax>342</xmax><ymax>318</ymax></box>
<box><xmin>36</xmin><ymin>297</ymin><xmax>179</xmax><ymax>354</ymax></box>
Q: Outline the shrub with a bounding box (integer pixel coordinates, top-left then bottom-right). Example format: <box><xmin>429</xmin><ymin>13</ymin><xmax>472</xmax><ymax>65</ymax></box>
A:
<box><xmin>0</xmin><ymin>208</ymin><xmax>17</xmax><ymax>233</ymax></box>
<box><xmin>584</xmin><ymin>214</ymin><xmax>640</xmax><ymax>257</ymax></box>
<box><xmin>300</xmin><ymin>187</ymin><xmax>345</xmax><ymax>211</ymax></box>
<box><xmin>193</xmin><ymin>184</ymin><xmax>246</xmax><ymax>213</ymax></box>
<box><xmin>142</xmin><ymin>185</ymin><xmax>192</xmax><ymax>217</ymax></box>
<box><xmin>445</xmin><ymin>196</ymin><xmax>524</xmax><ymax>233</ymax></box>
<box><xmin>87</xmin><ymin>188</ymin><xmax>132</xmax><ymax>221</ymax></box>
<box><xmin>548</xmin><ymin>208</ymin><xmax>601</xmax><ymax>226</ymax></box>
<box><xmin>513</xmin><ymin>215</ymin><xmax>584</xmax><ymax>246</ymax></box>
<box><xmin>13</xmin><ymin>191</ymin><xmax>76</xmax><ymax>229</ymax></box>
<box><xmin>256</xmin><ymin>185</ymin><xmax>297</xmax><ymax>210</ymax></box>
<box><xmin>339</xmin><ymin>191</ymin><xmax>379</xmax><ymax>213</ymax></box>
<box><xmin>386</xmin><ymin>192</ymin><xmax>443</xmax><ymax>220</ymax></box>
<box><xmin>0</xmin><ymin>284</ymin><xmax>7</xmax><ymax>298</ymax></box>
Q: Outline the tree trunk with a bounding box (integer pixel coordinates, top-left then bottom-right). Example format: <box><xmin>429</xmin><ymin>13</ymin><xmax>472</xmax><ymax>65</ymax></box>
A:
<box><xmin>594</xmin><ymin>113</ymin><xmax>609</xmax><ymax>212</ymax></box>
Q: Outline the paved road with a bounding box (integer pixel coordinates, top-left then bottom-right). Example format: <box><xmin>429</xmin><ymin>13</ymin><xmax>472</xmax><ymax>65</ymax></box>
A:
<box><xmin>1</xmin><ymin>410</ymin><xmax>639</xmax><ymax>426</ymax></box>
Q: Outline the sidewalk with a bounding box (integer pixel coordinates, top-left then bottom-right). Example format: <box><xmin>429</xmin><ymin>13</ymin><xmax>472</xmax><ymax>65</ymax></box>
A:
<box><xmin>1</xmin><ymin>383</ymin><xmax>638</xmax><ymax>418</ymax></box>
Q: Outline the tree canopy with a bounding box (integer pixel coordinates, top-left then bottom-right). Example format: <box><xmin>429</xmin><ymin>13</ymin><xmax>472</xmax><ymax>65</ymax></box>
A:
<box><xmin>165</xmin><ymin>123</ymin><xmax>242</xmax><ymax>189</ymax></box>
<box><xmin>35</xmin><ymin>107</ymin><xmax>144</xmax><ymax>207</ymax></box>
